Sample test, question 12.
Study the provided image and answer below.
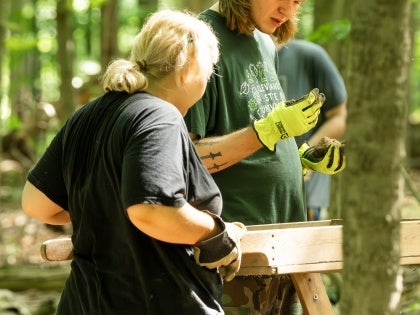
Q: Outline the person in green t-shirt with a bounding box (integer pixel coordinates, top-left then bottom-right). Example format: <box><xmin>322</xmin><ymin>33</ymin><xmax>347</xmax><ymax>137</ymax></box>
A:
<box><xmin>184</xmin><ymin>1</ymin><xmax>345</xmax><ymax>314</ymax></box>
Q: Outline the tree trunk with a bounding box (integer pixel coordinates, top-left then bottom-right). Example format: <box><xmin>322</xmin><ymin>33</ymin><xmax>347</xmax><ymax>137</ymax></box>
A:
<box><xmin>161</xmin><ymin>0</ymin><xmax>213</xmax><ymax>13</ymax></box>
<box><xmin>100</xmin><ymin>0</ymin><xmax>119</xmax><ymax>72</ymax></box>
<box><xmin>341</xmin><ymin>1</ymin><xmax>411</xmax><ymax>314</ymax></box>
<box><xmin>313</xmin><ymin>0</ymin><xmax>352</xmax><ymax>75</ymax></box>
<box><xmin>0</xmin><ymin>0</ymin><xmax>10</xmax><ymax>105</ymax></box>
<box><xmin>56</xmin><ymin>0</ymin><xmax>76</xmax><ymax>120</ymax></box>
<box><xmin>313</xmin><ymin>0</ymin><xmax>346</xmax><ymax>28</ymax></box>
<box><xmin>8</xmin><ymin>2</ymin><xmax>41</xmax><ymax>117</ymax></box>
<box><xmin>3</xmin><ymin>0</ymin><xmax>47</xmax><ymax>165</ymax></box>
<box><xmin>9</xmin><ymin>0</ymin><xmax>32</xmax><ymax>119</ymax></box>
<box><xmin>138</xmin><ymin>0</ymin><xmax>158</xmax><ymax>12</ymax></box>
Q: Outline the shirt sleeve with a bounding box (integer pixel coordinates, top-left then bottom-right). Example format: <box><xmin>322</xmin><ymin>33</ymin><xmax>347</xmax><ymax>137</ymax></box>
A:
<box><xmin>310</xmin><ymin>45</ymin><xmax>347</xmax><ymax>112</ymax></box>
<box><xmin>27</xmin><ymin>126</ymin><xmax>69</xmax><ymax>210</ymax></box>
<box><xmin>121</xmin><ymin>113</ymin><xmax>189</xmax><ymax>209</ymax></box>
<box><xmin>184</xmin><ymin>75</ymin><xmax>218</xmax><ymax>138</ymax></box>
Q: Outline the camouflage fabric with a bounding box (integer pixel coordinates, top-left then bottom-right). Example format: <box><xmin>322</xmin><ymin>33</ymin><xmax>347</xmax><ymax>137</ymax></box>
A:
<box><xmin>222</xmin><ymin>275</ymin><xmax>303</xmax><ymax>315</ymax></box>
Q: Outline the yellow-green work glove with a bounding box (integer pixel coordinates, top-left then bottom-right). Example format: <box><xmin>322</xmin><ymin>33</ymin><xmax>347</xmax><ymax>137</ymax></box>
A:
<box><xmin>253</xmin><ymin>88</ymin><xmax>325</xmax><ymax>151</ymax></box>
<box><xmin>298</xmin><ymin>137</ymin><xmax>346</xmax><ymax>175</ymax></box>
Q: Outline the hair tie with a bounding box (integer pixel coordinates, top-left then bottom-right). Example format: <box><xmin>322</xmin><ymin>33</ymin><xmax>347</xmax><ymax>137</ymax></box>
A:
<box><xmin>136</xmin><ymin>59</ymin><xmax>147</xmax><ymax>72</ymax></box>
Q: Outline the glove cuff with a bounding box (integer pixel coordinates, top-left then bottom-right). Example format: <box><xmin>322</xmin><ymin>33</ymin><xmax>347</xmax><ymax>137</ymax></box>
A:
<box><xmin>298</xmin><ymin>142</ymin><xmax>310</xmax><ymax>156</ymax></box>
<box><xmin>194</xmin><ymin>212</ymin><xmax>236</xmax><ymax>264</ymax></box>
<box><xmin>253</xmin><ymin>120</ymin><xmax>277</xmax><ymax>151</ymax></box>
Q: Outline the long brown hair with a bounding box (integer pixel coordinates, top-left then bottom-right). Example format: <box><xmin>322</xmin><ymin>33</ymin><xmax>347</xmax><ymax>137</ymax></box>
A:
<box><xmin>219</xmin><ymin>0</ymin><xmax>298</xmax><ymax>44</ymax></box>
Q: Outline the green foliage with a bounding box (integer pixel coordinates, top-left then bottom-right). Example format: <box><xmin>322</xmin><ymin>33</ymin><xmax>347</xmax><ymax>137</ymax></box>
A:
<box><xmin>35</xmin><ymin>3</ymin><xmax>58</xmax><ymax>55</ymax></box>
<box><xmin>39</xmin><ymin>64</ymin><xmax>60</xmax><ymax>103</ymax></box>
<box><xmin>90</xmin><ymin>0</ymin><xmax>107</xmax><ymax>8</ymax></box>
<box><xmin>6</xmin><ymin>0</ymin><xmax>39</xmax><ymax>52</ymax></box>
<box><xmin>6</xmin><ymin>36</ymin><xmax>38</xmax><ymax>52</ymax></box>
<box><xmin>411</xmin><ymin>109</ymin><xmax>420</xmax><ymax>123</ymax></box>
<box><xmin>5</xmin><ymin>115</ymin><xmax>23</xmax><ymax>131</ymax></box>
<box><xmin>73</xmin><ymin>6</ymin><xmax>101</xmax><ymax>59</ymax></box>
<box><xmin>295</xmin><ymin>0</ymin><xmax>314</xmax><ymax>39</ymax></box>
<box><xmin>118</xmin><ymin>5</ymin><xmax>148</xmax><ymax>54</ymax></box>
<box><xmin>307</xmin><ymin>19</ymin><xmax>351</xmax><ymax>45</ymax></box>
<box><xmin>406</xmin><ymin>302</ymin><xmax>420</xmax><ymax>311</ymax></box>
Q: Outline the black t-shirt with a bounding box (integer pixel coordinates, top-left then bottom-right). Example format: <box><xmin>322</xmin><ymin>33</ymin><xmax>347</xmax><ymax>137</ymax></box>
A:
<box><xmin>28</xmin><ymin>91</ymin><xmax>224</xmax><ymax>315</ymax></box>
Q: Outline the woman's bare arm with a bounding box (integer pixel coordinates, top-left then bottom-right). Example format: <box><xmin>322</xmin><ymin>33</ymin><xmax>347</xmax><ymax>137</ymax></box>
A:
<box><xmin>127</xmin><ymin>203</ymin><xmax>222</xmax><ymax>244</ymax></box>
<box><xmin>21</xmin><ymin>181</ymin><xmax>71</xmax><ymax>225</ymax></box>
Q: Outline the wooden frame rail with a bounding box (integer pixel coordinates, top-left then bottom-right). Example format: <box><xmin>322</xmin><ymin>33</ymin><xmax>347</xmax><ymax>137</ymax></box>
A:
<box><xmin>41</xmin><ymin>219</ymin><xmax>420</xmax><ymax>315</ymax></box>
<box><xmin>236</xmin><ymin>219</ymin><xmax>420</xmax><ymax>315</ymax></box>
<box><xmin>237</xmin><ymin>219</ymin><xmax>420</xmax><ymax>276</ymax></box>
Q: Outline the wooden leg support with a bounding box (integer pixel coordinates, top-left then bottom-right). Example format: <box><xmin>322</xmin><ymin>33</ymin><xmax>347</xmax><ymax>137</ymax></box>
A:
<box><xmin>291</xmin><ymin>273</ymin><xmax>334</xmax><ymax>315</ymax></box>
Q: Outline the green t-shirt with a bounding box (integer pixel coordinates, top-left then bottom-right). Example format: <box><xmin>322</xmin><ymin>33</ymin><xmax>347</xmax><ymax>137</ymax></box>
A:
<box><xmin>185</xmin><ymin>10</ymin><xmax>306</xmax><ymax>225</ymax></box>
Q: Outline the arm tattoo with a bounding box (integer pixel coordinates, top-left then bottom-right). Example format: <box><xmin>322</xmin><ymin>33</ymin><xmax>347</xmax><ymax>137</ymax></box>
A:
<box><xmin>194</xmin><ymin>139</ymin><xmax>223</xmax><ymax>161</ymax></box>
<box><xmin>201</xmin><ymin>152</ymin><xmax>221</xmax><ymax>160</ymax></box>
<box><xmin>193</xmin><ymin>139</ymin><xmax>219</xmax><ymax>146</ymax></box>
<box><xmin>208</xmin><ymin>162</ymin><xmax>229</xmax><ymax>171</ymax></box>
<box><xmin>193</xmin><ymin>138</ymin><xmax>228</xmax><ymax>170</ymax></box>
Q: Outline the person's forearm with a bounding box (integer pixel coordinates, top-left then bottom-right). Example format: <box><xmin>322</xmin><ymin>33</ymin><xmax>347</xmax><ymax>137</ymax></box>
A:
<box><xmin>308</xmin><ymin>102</ymin><xmax>347</xmax><ymax>146</ymax></box>
<box><xmin>308</xmin><ymin>115</ymin><xmax>346</xmax><ymax>146</ymax></box>
<box><xmin>126</xmin><ymin>203</ymin><xmax>223</xmax><ymax>244</ymax></box>
<box><xmin>191</xmin><ymin>126</ymin><xmax>263</xmax><ymax>174</ymax></box>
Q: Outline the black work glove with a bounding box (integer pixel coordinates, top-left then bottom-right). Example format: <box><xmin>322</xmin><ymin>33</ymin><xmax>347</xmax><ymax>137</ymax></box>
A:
<box><xmin>193</xmin><ymin>212</ymin><xmax>246</xmax><ymax>282</ymax></box>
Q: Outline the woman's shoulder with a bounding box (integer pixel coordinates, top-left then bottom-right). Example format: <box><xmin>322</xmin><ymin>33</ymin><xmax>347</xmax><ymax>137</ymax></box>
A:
<box><xmin>125</xmin><ymin>92</ymin><xmax>183</xmax><ymax>125</ymax></box>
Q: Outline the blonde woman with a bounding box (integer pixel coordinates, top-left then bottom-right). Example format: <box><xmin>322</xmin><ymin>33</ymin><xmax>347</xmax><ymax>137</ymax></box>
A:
<box><xmin>21</xmin><ymin>10</ymin><xmax>246</xmax><ymax>315</ymax></box>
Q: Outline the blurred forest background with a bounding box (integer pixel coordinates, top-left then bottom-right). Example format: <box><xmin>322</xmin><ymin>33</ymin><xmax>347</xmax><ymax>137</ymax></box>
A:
<box><xmin>1</xmin><ymin>0</ymin><xmax>420</xmax><ymax>314</ymax></box>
